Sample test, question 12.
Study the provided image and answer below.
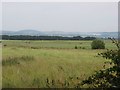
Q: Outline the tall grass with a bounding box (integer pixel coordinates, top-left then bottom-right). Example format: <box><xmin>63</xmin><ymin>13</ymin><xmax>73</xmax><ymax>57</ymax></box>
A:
<box><xmin>2</xmin><ymin>40</ymin><xmax>114</xmax><ymax>88</ymax></box>
<box><xmin>2</xmin><ymin>56</ymin><xmax>34</xmax><ymax>66</ymax></box>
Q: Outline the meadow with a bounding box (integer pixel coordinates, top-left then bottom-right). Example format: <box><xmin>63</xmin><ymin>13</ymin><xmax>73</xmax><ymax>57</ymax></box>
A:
<box><xmin>2</xmin><ymin>40</ymin><xmax>116</xmax><ymax>88</ymax></box>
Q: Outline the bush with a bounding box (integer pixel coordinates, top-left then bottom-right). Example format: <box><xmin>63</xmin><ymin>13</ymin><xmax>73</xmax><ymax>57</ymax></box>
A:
<box><xmin>81</xmin><ymin>38</ymin><xmax>120</xmax><ymax>88</ymax></box>
<box><xmin>91</xmin><ymin>39</ymin><xmax>105</xmax><ymax>49</ymax></box>
<box><xmin>75</xmin><ymin>46</ymin><xmax>78</xmax><ymax>49</ymax></box>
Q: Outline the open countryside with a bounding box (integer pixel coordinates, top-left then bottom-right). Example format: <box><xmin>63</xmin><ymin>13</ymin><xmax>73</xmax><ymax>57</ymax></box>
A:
<box><xmin>2</xmin><ymin>40</ymin><xmax>116</xmax><ymax>88</ymax></box>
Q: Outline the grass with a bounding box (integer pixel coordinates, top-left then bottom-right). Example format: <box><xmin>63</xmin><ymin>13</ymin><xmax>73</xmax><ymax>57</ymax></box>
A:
<box><xmin>2</xmin><ymin>40</ymin><xmax>116</xmax><ymax>88</ymax></box>
<box><xmin>2</xmin><ymin>40</ymin><xmax>117</xmax><ymax>49</ymax></box>
<box><xmin>2</xmin><ymin>56</ymin><xmax>34</xmax><ymax>66</ymax></box>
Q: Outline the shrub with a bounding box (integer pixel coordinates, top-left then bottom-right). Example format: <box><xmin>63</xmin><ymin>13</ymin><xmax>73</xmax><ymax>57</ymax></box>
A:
<box><xmin>91</xmin><ymin>39</ymin><xmax>105</xmax><ymax>49</ymax></box>
<box><xmin>3</xmin><ymin>44</ymin><xmax>7</xmax><ymax>47</ymax></box>
<box><xmin>81</xmin><ymin>38</ymin><xmax>120</xmax><ymax>88</ymax></box>
<box><xmin>79</xmin><ymin>46</ymin><xmax>85</xmax><ymax>49</ymax></box>
<box><xmin>75</xmin><ymin>46</ymin><xmax>78</xmax><ymax>49</ymax></box>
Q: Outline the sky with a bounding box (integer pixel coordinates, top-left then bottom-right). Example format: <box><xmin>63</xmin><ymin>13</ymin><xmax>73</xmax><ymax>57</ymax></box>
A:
<box><xmin>2</xmin><ymin>2</ymin><xmax>118</xmax><ymax>32</ymax></box>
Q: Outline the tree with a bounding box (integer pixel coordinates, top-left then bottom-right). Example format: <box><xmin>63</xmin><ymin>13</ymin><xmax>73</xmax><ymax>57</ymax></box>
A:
<box><xmin>81</xmin><ymin>38</ymin><xmax>120</xmax><ymax>88</ymax></box>
<box><xmin>91</xmin><ymin>39</ymin><xmax>105</xmax><ymax>49</ymax></box>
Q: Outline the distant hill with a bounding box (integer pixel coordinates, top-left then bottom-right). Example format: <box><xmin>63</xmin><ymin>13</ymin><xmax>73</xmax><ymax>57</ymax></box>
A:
<box><xmin>1</xmin><ymin>30</ymin><xmax>118</xmax><ymax>38</ymax></box>
<box><xmin>2</xmin><ymin>30</ymin><xmax>45</xmax><ymax>36</ymax></box>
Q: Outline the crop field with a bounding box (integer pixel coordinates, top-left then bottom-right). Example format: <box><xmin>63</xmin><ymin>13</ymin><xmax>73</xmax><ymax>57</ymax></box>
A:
<box><xmin>1</xmin><ymin>40</ymin><xmax>116</xmax><ymax>88</ymax></box>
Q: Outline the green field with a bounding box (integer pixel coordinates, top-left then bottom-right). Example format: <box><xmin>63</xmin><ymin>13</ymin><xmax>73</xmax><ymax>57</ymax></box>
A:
<box><xmin>2</xmin><ymin>40</ymin><xmax>116</xmax><ymax>88</ymax></box>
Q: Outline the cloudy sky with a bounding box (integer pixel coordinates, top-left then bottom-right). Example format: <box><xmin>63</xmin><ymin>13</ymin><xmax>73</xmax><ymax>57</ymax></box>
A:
<box><xmin>2</xmin><ymin>2</ymin><xmax>118</xmax><ymax>32</ymax></box>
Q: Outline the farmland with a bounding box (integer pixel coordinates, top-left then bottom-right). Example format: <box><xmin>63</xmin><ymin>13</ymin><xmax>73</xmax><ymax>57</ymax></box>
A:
<box><xmin>2</xmin><ymin>40</ymin><xmax>116</xmax><ymax>88</ymax></box>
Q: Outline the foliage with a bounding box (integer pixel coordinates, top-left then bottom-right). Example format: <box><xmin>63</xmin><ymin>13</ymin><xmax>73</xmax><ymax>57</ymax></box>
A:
<box><xmin>82</xmin><ymin>38</ymin><xmax>120</xmax><ymax>88</ymax></box>
<box><xmin>2</xmin><ymin>35</ymin><xmax>96</xmax><ymax>40</ymax></box>
<box><xmin>75</xmin><ymin>46</ymin><xmax>78</xmax><ymax>49</ymax></box>
<box><xmin>91</xmin><ymin>39</ymin><xmax>105</xmax><ymax>49</ymax></box>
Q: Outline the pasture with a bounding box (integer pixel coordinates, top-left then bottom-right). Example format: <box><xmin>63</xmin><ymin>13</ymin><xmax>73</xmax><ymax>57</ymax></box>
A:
<box><xmin>2</xmin><ymin>40</ymin><xmax>116</xmax><ymax>88</ymax></box>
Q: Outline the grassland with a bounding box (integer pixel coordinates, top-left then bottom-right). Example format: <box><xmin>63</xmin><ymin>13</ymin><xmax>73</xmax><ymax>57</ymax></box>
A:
<box><xmin>2</xmin><ymin>40</ymin><xmax>116</xmax><ymax>88</ymax></box>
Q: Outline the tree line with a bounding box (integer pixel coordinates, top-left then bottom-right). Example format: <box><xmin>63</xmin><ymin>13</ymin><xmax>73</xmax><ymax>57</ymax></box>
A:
<box><xmin>1</xmin><ymin>35</ymin><xmax>96</xmax><ymax>40</ymax></box>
